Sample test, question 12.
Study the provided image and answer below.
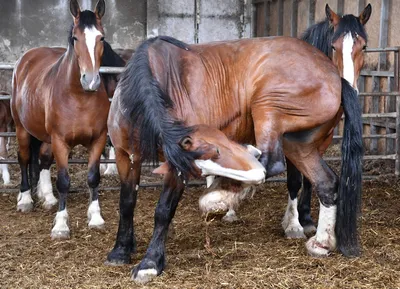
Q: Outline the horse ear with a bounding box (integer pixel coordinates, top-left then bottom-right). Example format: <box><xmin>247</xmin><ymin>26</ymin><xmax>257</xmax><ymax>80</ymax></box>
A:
<box><xmin>70</xmin><ymin>0</ymin><xmax>81</xmax><ymax>19</ymax></box>
<box><xmin>153</xmin><ymin>162</ymin><xmax>170</xmax><ymax>175</ymax></box>
<box><xmin>180</xmin><ymin>136</ymin><xmax>193</xmax><ymax>151</ymax></box>
<box><xmin>95</xmin><ymin>0</ymin><xmax>106</xmax><ymax>19</ymax></box>
<box><xmin>325</xmin><ymin>4</ymin><xmax>340</xmax><ymax>26</ymax></box>
<box><xmin>359</xmin><ymin>4</ymin><xmax>372</xmax><ymax>25</ymax></box>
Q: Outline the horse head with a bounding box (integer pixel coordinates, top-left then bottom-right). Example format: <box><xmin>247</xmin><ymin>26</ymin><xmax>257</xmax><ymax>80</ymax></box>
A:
<box><xmin>153</xmin><ymin>125</ymin><xmax>266</xmax><ymax>185</ymax></box>
<box><xmin>69</xmin><ymin>0</ymin><xmax>106</xmax><ymax>92</ymax></box>
<box><xmin>326</xmin><ymin>3</ymin><xmax>371</xmax><ymax>89</ymax></box>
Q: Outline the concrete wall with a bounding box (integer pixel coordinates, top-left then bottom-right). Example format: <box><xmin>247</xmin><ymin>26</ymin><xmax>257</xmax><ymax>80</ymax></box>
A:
<box><xmin>0</xmin><ymin>0</ymin><xmax>146</xmax><ymax>92</ymax></box>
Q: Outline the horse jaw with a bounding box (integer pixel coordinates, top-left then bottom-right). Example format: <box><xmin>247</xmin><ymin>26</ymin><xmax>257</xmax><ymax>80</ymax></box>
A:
<box><xmin>194</xmin><ymin>159</ymin><xmax>265</xmax><ymax>184</ymax></box>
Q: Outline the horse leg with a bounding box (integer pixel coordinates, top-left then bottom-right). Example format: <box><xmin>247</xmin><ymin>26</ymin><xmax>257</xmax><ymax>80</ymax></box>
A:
<box><xmin>104</xmin><ymin>145</ymin><xmax>118</xmax><ymax>175</ymax></box>
<box><xmin>132</xmin><ymin>171</ymin><xmax>185</xmax><ymax>284</ymax></box>
<box><xmin>37</xmin><ymin>143</ymin><xmax>57</xmax><ymax>210</ymax></box>
<box><xmin>282</xmin><ymin>158</ymin><xmax>306</xmax><ymax>239</ymax></box>
<box><xmin>0</xmin><ymin>124</ymin><xmax>10</xmax><ymax>185</ymax></box>
<box><xmin>106</xmin><ymin>148</ymin><xmax>141</xmax><ymax>265</ymax></box>
<box><xmin>252</xmin><ymin>114</ymin><xmax>286</xmax><ymax>177</ymax></box>
<box><xmin>298</xmin><ymin>177</ymin><xmax>317</xmax><ymax>234</ymax></box>
<box><xmin>287</xmin><ymin>150</ymin><xmax>338</xmax><ymax>257</ymax></box>
<box><xmin>86</xmin><ymin>134</ymin><xmax>106</xmax><ymax>229</ymax></box>
<box><xmin>50</xmin><ymin>138</ymin><xmax>71</xmax><ymax>239</ymax></box>
<box><xmin>29</xmin><ymin>136</ymin><xmax>41</xmax><ymax>194</ymax></box>
<box><xmin>16</xmin><ymin>127</ymin><xmax>33</xmax><ymax>212</ymax></box>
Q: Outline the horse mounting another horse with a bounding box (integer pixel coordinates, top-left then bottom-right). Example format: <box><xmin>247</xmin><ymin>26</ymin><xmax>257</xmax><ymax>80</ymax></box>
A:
<box><xmin>106</xmin><ymin>26</ymin><xmax>363</xmax><ymax>282</ymax></box>
<box><xmin>11</xmin><ymin>0</ymin><xmax>125</xmax><ymax>239</ymax></box>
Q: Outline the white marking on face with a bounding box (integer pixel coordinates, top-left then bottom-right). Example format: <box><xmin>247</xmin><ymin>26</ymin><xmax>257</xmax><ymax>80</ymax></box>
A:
<box><xmin>342</xmin><ymin>33</ymin><xmax>355</xmax><ymax>86</ymax></box>
<box><xmin>194</xmin><ymin>159</ymin><xmax>265</xmax><ymax>184</ymax></box>
<box><xmin>84</xmin><ymin>26</ymin><xmax>102</xmax><ymax>70</ymax></box>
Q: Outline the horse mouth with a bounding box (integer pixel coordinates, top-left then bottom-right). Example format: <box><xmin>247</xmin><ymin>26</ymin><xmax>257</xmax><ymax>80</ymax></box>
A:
<box><xmin>194</xmin><ymin>159</ymin><xmax>266</xmax><ymax>184</ymax></box>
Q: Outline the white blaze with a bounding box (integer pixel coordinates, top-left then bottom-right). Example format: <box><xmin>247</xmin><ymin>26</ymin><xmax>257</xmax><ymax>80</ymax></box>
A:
<box><xmin>342</xmin><ymin>33</ymin><xmax>355</xmax><ymax>86</ymax></box>
<box><xmin>84</xmin><ymin>26</ymin><xmax>102</xmax><ymax>70</ymax></box>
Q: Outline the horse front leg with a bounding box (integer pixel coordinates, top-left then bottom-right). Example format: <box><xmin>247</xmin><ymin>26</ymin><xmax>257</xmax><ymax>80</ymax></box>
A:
<box><xmin>37</xmin><ymin>143</ymin><xmax>58</xmax><ymax>210</ymax></box>
<box><xmin>16</xmin><ymin>126</ymin><xmax>33</xmax><ymax>212</ymax></box>
<box><xmin>50</xmin><ymin>137</ymin><xmax>71</xmax><ymax>239</ymax></box>
<box><xmin>106</xmin><ymin>147</ymin><xmax>141</xmax><ymax>265</ymax></box>
<box><xmin>86</xmin><ymin>133</ymin><xmax>107</xmax><ymax>229</ymax></box>
<box><xmin>132</xmin><ymin>171</ymin><xmax>185</xmax><ymax>284</ymax></box>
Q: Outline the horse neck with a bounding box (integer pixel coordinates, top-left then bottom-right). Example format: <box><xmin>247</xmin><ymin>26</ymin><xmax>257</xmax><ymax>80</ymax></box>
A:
<box><xmin>56</xmin><ymin>46</ymin><xmax>83</xmax><ymax>89</ymax></box>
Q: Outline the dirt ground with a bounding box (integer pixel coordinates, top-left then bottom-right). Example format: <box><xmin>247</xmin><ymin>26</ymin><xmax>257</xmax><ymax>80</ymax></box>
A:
<box><xmin>1</xmin><ymin>144</ymin><xmax>400</xmax><ymax>288</ymax></box>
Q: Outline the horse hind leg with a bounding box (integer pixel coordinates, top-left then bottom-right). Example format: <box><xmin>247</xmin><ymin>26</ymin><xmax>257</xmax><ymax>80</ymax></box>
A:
<box><xmin>37</xmin><ymin>143</ymin><xmax>57</xmax><ymax>210</ymax></box>
<box><xmin>282</xmin><ymin>158</ymin><xmax>306</xmax><ymax>239</ymax></box>
<box><xmin>104</xmin><ymin>145</ymin><xmax>118</xmax><ymax>175</ymax></box>
<box><xmin>298</xmin><ymin>177</ymin><xmax>317</xmax><ymax>235</ymax></box>
<box><xmin>287</xmin><ymin>150</ymin><xmax>338</xmax><ymax>257</ymax></box>
<box><xmin>29</xmin><ymin>136</ymin><xmax>41</xmax><ymax>194</ymax></box>
<box><xmin>0</xmin><ymin>134</ymin><xmax>10</xmax><ymax>185</ymax></box>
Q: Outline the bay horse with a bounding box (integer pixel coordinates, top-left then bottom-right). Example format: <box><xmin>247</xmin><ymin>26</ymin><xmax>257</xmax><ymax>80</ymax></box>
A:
<box><xmin>11</xmin><ymin>0</ymin><xmax>109</xmax><ymax>239</ymax></box>
<box><xmin>212</xmin><ymin>3</ymin><xmax>372</xmax><ymax>237</ymax></box>
<box><xmin>106</xmin><ymin>35</ymin><xmax>363</xmax><ymax>283</ymax></box>
<box><xmin>0</xmin><ymin>92</ymin><xmax>13</xmax><ymax>185</ymax></box>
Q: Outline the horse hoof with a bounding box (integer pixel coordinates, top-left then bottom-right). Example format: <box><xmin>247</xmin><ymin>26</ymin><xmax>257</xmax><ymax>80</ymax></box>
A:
<box><xmin>17</xmin><ymin>203</ymin><xmax>33</xmax><ymax>213</ymax></box>
<box><xmin>222</xmin><ymin>213</ymin><xmax>239</xmax><ymax>223</ymax></box>
<box><xmin>303</xmin><ymin>224</ymin><xmax>317</xmax><ymax>235</ymax></box>
<box><xmin>42</xmin><ymin>198</ymin><xmax>58</xmax><ymax>210</ymax></box>
<box><xmin>133</xmin><ymin>268</ymin><xmax>158</xmax><ymax>284</ymax></box>
<box><xmin>285</xmin><ymin>227</ymin><xmax>306</xmax><ymax>239</ymax></box>
<box><xmin>51</xmin><ymin>230</ymin><xmax>70</xmax><ymax>240</ymax></box>
<box><xmin>305</xmin><ymin>237</ymin><xmax>331</xmax><ymax>257</ymax></box>
<box><xmin>106</xmin><ymin>246</ymin><xmax>134</xmax><ymax>266</ymax></box>
<box><xmin>88</xmin><ymin>215</ymin><xmax>105</xmax><ymax>229</ymax></box>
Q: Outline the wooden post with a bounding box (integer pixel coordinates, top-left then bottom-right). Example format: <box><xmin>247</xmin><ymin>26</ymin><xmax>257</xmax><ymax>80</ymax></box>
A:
<box><xmin>378</xmin><ymin>0</ymin><xmax>389</xmax><ymax>70</ymax></box>
<box><xmin>337</xmin><ymin>0</ymin><xmax>344</xmax><ymax>15</ymax></box>
<box><xmin>395</xmin><ymin>49</ymin><xmax>400</xmax><ymax>176</ymax></box>
<box><xmin>277</xmin><ymin>0</ymin><xmax>284</xmax><ymax>36</ymax></box>
<box><xmin>308</xmin><ymin>0</ymin><xmax>316</xmax><ymax>27</ymax></box>
<box><xmin>264</xmin><ymin>0</ymin><xmax>270</xmax><ymax>36</ymax></box>
<box><xmin>291</xmin><ymin>0</ymin><xmax>298</xmax><ymax>37</ymax></box>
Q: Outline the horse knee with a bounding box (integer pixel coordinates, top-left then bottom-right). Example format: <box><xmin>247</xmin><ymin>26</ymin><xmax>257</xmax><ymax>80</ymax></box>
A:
<box><xmin>315</xmin><ymin>175</ymin><xmax>338</xmax><ymax>207</ymax></box>
<box><xmin>56</xmin><ymin>169</ymin><xmax>70</xmax><ymax>192</ymax></box>
<box><xmin>88</xmin><ymin>166</ymin><xmax>100</xmax><ymax>188</ymax></box>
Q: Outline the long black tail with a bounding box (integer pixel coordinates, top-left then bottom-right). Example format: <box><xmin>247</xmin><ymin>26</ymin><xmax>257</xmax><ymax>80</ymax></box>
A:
<box><xmin>119</xmin><ymin>36</ymin><xmax>198</xmax><ymax>176</ymax></box>
<box><xmin>336</xmin><ymin>78</ymin><xmax>363</xmax><ymax>257</ymax></box>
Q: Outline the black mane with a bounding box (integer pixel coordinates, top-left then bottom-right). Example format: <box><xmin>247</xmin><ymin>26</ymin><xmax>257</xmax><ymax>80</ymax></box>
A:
<box><xmin>301</xmin><ymin>14</ymin><xmax>368</xmax><ymax>58</ymax></box>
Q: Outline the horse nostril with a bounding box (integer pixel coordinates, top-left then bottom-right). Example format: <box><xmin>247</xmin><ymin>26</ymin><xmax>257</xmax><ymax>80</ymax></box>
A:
<box><xmin>82</xmin><ymin>74</ymin><xmax>86</xmax><ymax>81</ymax></box>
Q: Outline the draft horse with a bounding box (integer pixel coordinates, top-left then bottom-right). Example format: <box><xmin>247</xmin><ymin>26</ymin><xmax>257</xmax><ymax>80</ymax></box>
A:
<box><xmin>11</xmin><ymin>0</ymin><xmax>109</xmax><ymax>239</ymax></box>
<box><xmin>106</xmin><ymin>35</ymin><xmax>363</xmax><ymax>283</ymax></box>
<box><xmin>281</xmin><ymin>3</ymin><xmax>371</xmax><ymax>238</ymax></box>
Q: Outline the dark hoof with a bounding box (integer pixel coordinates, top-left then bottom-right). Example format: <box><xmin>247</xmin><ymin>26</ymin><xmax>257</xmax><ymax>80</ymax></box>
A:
<box><xmin>105</xmin><ymin>247</ymin><xmax>132</xmax><ymax>265</ymax></box>
<box><xmin>132</xmin><ymin>259</ymin><xmax>162</xmax><ymax>284</ymax></box>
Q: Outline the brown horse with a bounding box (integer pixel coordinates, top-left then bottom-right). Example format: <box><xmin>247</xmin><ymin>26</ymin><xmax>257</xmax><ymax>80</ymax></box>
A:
<box><xmin>11</xmin><ymin>0</ymin><xmax>109</xmax><ymax>239</ymax></box>
<box><xmin>213</xmin><ymin>4</ymin><xmax>372</xmax><ymax>238</ymax></box>
<box><xmin>0</xmin><ymin>92</ymin><xmax>13</xmax><ymax>185</ymax></box>
<box><xmin>106</xmin><ymin>35</ymin><xmax>363</xmax><ymax>283</ymax></box>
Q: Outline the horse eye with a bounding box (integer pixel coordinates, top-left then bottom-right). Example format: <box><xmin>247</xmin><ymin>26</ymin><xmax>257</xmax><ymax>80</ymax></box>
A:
<box><xmin>72</xmin><ymin>36</ymin><xmax>77</xmax><ymax>41</ymax></box>
<box><xmin>331</xmin><ymin>45</ymin><xmax>336</xmax><ymax>51</ymax></box>
<box><xmin>216</xmin><ymin>148</ymin><xmax>220</xmax><ymax>155</ymax></box>
<box><xmin>100</xmin><ymin>37</ymin><xmax>105</xmax><ymax>41</ymax></box>
<box><xmin>362</xmin><ymin>45</ymin><xmax>367</xmax><ymax>50</ymax></box>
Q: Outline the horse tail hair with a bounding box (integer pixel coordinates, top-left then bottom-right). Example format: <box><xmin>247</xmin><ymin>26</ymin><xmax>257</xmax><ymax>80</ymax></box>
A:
<box><xmin>119</xmin><ymin>36</ymin><xmax>198</xmax><ymax>176</ymax></box>
<box><xmin>335</xmin><ymin>78</ymin><xmax>363</xmax><ymax>257</ymax></box>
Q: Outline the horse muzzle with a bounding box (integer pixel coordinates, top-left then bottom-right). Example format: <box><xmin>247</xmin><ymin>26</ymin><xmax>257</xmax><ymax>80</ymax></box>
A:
<box><xmin>80</xmin><ymin>72</ymin><xmax>101</xmax><ymax>92</ymax></box>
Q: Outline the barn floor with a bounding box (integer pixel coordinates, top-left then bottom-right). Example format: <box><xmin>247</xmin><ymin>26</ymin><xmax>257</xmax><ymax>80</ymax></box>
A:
<box><xmin>1</xmin><ymin>157</ymin><xmax>400</xmax><ymax>288</ymax></box>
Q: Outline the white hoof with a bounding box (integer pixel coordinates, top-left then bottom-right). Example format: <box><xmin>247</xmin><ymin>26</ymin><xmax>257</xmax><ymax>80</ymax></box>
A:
<box><xmin>17</xmin><ymin>191</ymin><xmax>33</xmax><ymax>212</ymax></box>
<box><xmin>133</xmin><ymin>269</ymin><xmax>158</xmax><ymax>284</ymax></box>
<box><xmin>222</xmin><ymin>209</ymin><xmax>239</xmax><ymax>223</ymax></box>
<box><xmin>306</xmin><ymin>236</ymin><xmax>331</xmax><ymax>257</ymax></box>
<box><xmin>87</xmin><ymin>200</ymin><xmax>105</xmax><ymax>229</ymax></box>
<box><xmin>284</xmin><ymin>225</ymin><xmax>306</xmax><ymax>239</ymax></box>
<box><xmin>51</xmin><ymin>209</ymin><xmax>70</xmax><ymax>239</ymax></box>
<box><xmin>42</xmin><ymin>196</ymin><xmax>58</xmax><ymax>210</ymax></box>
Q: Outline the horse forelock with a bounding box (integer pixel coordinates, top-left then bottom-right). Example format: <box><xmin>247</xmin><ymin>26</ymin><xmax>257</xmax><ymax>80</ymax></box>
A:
<box><xmin>68</xmin><ymin>10</ymin><xmax>101</xmax><ymax>47</ymax></box>
<box><xmin>332</xmin><ymin>14</ymin><xmax>368</xmax><ymax>43</ymax></box>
